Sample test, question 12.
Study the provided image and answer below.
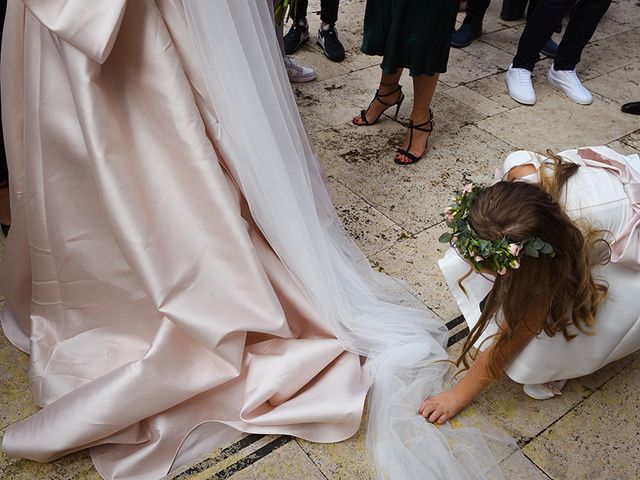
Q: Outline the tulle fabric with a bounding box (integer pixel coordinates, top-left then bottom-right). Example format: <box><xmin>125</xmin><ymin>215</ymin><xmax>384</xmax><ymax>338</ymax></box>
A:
<box><xmin>184</xmin><ymin>2</ymin><xmax>512</xmax><ymax>478</ymax></box>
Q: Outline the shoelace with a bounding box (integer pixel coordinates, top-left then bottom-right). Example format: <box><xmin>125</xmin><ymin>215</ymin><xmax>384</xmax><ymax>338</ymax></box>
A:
<box><xmin>515</xmin><ymin>69</ymin><xmax>532</xmax><ymax>86</ymax></box>
<box><xmin>284</xmin><ymin>56</ymin><xmax>303</xmax><ymax>73</ymax></box>
<box><xmin>564</xmin><ymin>69</ymin><xmax>581</xmax><ymax>85</ymax></box>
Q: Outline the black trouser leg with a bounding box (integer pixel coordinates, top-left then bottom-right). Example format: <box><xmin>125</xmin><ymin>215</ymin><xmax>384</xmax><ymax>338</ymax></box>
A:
<box><xmin>464</xmin><ymin>0</ymin><xmax>492</xmax><ymax>27</ymax></box>
<box><xmin>295</xmin><ymin>0</ymin><xmax>339</xmax><ymax>24</ymax></box>
<box><xmin>501</xmin><ymin>0</ymin><xmax>529</xmax><ymax>20</ymax></box>
<box><xmin>0</xmin><ymin>2</ymin><xmax>7</xmax><ymax>188</ymax></box>
<box><xmin>293</xmin><ymin>0</ymin><xmax>308</xmax><ymax>22</ymax></box>
<box><xmin>554</xmin><ymin>0</ymin><xmax>611</xmax><ymax>70</ymax></box>
<box><xmin>512</xmin><ymin>0</ymin><xmax>573</xmax><ymax>70</ymax></box>
<box><xmin>320</xmin><ymin>0</ymin><xmax>339</xmax><ymax>24</ymax></box>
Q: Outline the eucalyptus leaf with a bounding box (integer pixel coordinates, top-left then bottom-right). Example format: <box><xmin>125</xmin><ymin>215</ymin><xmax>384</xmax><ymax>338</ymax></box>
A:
<box><xmin>439</xmin><ymin>232</ymin><xmax>452</xmax><ymax>243</ymax></box>
<box><xmin>541</xmin><ymin>242</ymin><xmax>554</xmax><ymax>254</ymax></box>
<box><xmin>525</xmin><ymin>243</ymin><xmax>539</xmax><ymax>257</ymax></box>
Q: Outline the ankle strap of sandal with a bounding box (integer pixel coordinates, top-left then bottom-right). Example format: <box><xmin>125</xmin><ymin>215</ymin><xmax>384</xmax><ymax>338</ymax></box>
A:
<box><xmin>408</xmin><ymin>109</ymin><xmax>434</xmax><ymax>132</ymax></box>
<box><xmin>374</xmin><ymin>85</ymin><xmax>402</xmax><ymax>106</ymax></box>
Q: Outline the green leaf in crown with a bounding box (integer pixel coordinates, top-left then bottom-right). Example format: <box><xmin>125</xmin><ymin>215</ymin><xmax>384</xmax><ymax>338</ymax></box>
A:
<box><xmin>440</xmin><ymin>183</ymin><xmax>556</xmax><ymax>275</ymax></box>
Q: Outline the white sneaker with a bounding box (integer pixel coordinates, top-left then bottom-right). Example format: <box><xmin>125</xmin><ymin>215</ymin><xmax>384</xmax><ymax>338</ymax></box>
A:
<box><xmin>547</xmin><ymin>66</ymin><xmax>593</xmax><ymax>105</ymax></box>
<box><xmin>283</xmin><ymin>55</ymin><xmax>316</xmax><ymax>83</ymax></box>
<box><xmin>505</xmin><ymin>65</ymin><xmax>536</xmax><ymax>105</ymax></box>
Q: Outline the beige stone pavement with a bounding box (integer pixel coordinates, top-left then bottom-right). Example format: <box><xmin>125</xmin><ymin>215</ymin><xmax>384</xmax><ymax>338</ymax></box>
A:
<box><xmin>1</xmin><ymin>1</ymin><xmax>639</xmax><ymax>479</ymax></box>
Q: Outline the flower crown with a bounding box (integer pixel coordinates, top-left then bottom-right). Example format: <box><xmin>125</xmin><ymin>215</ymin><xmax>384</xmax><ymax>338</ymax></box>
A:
<box><xmin>439</xmin><ymin>183</ymin><xmax>555</xmax><ymax>275</ymax></box>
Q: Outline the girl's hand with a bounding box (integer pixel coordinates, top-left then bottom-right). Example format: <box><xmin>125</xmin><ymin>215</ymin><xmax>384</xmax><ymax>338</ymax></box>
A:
<box><xmin>419</xmin><ymin>388</ymin><xmax>468</xmax><ymax>425</ymax></box>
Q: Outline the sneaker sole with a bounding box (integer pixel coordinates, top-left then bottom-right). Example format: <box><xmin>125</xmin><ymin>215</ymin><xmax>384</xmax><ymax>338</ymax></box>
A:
<box><xmin>547</xmin><ymin>75</ymin><xmax>593</xmax><ymax>105</ymax></box>
<box><xmin>284</xmin><ymin>33</ymin><xmax>310</xmax><ymax>55</ymax></box>
<box><xmin>289</xmin><ymin>73</ymin><xmax>317</xmax><ymax>83</ymax></box>
<box><xmin>507</xmin><ymin>89</ymin><xmax>536</xmax><ymax>105</ymax></box>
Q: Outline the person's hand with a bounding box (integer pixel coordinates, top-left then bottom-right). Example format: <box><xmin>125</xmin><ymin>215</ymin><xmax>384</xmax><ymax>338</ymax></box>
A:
<box><xmin>419</xmin><ymin>388</ymin><xmax>468</xmax><ymax>425</ymax></box>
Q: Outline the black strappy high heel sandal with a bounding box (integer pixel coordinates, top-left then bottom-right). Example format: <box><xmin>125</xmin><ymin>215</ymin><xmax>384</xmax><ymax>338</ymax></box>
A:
<box><xmin>394</xmin><ymin>109</ymin><xmax>435</xmax><ymax>165</ymax></box>
<box><xmin>353</xmin><ymin>85</ymin><xmax>405</xmax><ymax>126</ymax></box>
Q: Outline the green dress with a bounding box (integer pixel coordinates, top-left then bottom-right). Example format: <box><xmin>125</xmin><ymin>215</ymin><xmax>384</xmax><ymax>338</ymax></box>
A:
<box><xmin>361</xmin><ymin>0</ymin><xmax>459</xmax><ymax>77</ymax></box>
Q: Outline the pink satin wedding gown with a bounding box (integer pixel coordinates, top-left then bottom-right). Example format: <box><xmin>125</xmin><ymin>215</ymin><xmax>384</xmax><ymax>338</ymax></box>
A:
<box><xmin>0</xmin><ymin>1</ymin><xmax>370</xmax><ymax>478</ymax></box>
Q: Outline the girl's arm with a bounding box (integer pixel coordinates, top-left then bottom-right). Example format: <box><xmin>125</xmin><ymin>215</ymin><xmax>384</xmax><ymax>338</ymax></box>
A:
<box><xmin>419</xmin><ymin>308</ymin><xmax>541</xmax><ymax>424</ymax></box>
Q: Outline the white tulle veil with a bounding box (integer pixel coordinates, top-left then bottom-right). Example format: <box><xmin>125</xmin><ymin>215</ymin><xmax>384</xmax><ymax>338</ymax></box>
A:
<box><xmin>183</xmin><ymin>2</ymin><xmax>511</xmax><ymax>478</ymax></box>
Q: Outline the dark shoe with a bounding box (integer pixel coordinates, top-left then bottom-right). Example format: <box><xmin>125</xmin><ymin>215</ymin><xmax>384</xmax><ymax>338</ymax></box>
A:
<box><xmin>283</xmin><ymin>21</ymin><xmax>310</xmax><ymax>55</ymax></box>
<box><xmin>353</xmin><ymin>85</ymin><xmax>405</xmax><ymax>126</ymax></box>
<box><xmin>395</xmin><ymin>110</ymin><xmax>435</xmax><ymax>165</ymax></box>
<box><xmin>540</xmin><ymin>38</ymin><xmax>558</xmax><ymax>59</ymax></box>
<box><xmin>622</xmin><ymin>101</ymin><xmax>640</xmax><ymax>115</ymax></box>
<box><xmin>317</xmin><ymin>24</ymin><xmax>345</xmax><ymax>62</ymax></box>
<box><xmin>451</xmin><ymin>22</ymin><xmax>481</xmax><ymax>48</ymax></box>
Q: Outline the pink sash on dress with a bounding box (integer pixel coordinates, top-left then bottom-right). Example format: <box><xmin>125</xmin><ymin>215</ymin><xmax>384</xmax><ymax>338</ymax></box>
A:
<box><xmin>577</xmin><ymin>146</ymin><xmax>640</xmax><ymax>271</ymax></box>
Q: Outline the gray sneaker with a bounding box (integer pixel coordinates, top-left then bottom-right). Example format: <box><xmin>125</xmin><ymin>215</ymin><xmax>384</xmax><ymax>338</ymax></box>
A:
<box><xmin>283</xmin><ymin>56</ymin><xmax>317</xmax><ymax>83</ymax></box>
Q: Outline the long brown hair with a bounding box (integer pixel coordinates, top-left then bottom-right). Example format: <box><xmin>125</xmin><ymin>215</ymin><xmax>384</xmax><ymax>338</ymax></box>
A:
<box><xmin>455</xmin><ymin>153</ymin><xmax>609</xmax><ymax>378</ymax></box>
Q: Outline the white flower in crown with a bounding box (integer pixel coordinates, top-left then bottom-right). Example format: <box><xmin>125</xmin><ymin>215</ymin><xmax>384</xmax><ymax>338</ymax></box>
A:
<box><xmin>508</xmin><ymin>243</ymin><xmax>521</xmax><ymax>256</ymax></box>
<box><xmin>510</xmin><ymin>259</ymin><xmax>521</xmax><ymax>269</ymax></box>
<box><xmin>474</xmin><ymin>256</ymin><xmax>483</xmax><ymax>262</ymax></box>
<box><xmin>497</xmin><ymin>266</ymin><xmax>507</xmax><ymax>275</ymax></box>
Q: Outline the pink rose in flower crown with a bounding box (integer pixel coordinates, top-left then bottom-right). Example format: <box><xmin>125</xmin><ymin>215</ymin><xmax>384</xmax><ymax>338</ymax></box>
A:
<box><xmin>462</xmin><ymin>183</ymin><xmax>474</xmax><ymax>194</ymax></box>
<box><xmin>508</xmin><ymin>243</ymin><xmax>521</xmax><ymax>256</ymax></box>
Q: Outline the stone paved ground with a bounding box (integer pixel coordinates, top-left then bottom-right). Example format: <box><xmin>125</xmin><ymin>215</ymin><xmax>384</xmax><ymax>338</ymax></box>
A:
<box><xmin>1</xmin><ymin>1</ymin><xmax>639</xmax><ymax>479</ymax></box>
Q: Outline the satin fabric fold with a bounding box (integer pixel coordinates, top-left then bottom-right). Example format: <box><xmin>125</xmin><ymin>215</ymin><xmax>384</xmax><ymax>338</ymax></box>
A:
<box><xmin>1</xmin><ymin>1</ymin><xmax>370</xmax><ymax>478</ymax></box>
<box><xmin>22</xmin><ymin>0</ymin><xmax>126</xmax><ymax>63</ymax></box>
<box><xmin>576</xmin><ymin>146</ymin><xmax>640</xmax><ymax>270</ymax></box>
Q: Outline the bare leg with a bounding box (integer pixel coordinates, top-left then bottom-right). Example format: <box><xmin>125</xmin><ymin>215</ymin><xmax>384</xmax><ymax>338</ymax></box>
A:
<box><xmin>352</xmin><ymin>68</ymin><xmax>403</xmax><ymax>125</ymax></box>
<box><xmin>395</xmin><ymin>74</ymin><xmax>439</xmax><ymax>164</ymax></box>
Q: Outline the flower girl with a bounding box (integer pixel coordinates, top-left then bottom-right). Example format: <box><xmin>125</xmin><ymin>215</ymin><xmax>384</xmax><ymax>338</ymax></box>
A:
<box><xmin>421</xmin><ymin>146</ymin><xmax>640</xmax><ymax>423</ymax></box>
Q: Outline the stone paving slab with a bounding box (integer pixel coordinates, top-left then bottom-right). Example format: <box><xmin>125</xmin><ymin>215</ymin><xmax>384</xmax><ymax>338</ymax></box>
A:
<box><xmin>296</xmin><ymin>409</ymin><xmax>376</xmax><ymax>480</ymax></box>
<box><xmin>584</xmin><ymin>62</ymin><xmax>640</xmax><ymax>105</ymax></box>
<box><xmin>579</xmin><ymin>27</ymin><xmax>640</xmax><ymax>81</ymax></box>
<box><xmin>371</xmin><ymin>227</ymin><xmax>460</xmax><ymax>322</ymax></box>
<box><xmin>0</xmin><ymin>434</ymin><xmax>97</xmax><ymax>480</ymax></box>
<box><xmin>477</xmin><ymin>90</ymin><xmax>639</xmax><ymax>152</ymax></box>
<box><xmin>0</xmin><ymin>344</ymin><xmax>37</xmax><ymax>429</ymax></box>
<box><xmin>329</xmin><ymin>176</ymin><xmax>405</xmax><ymax>257</ymax></box>
<box><xmin>500</xmin><ymin>451</ymin><xmax>551</xmax><ymax>480</ymax></box>
<box><xmin>312</xmin><ymin>123</ymin><xmax>510</xmax><ymax>234</ymax></box>
<box><xmin>523</xmin><ymin>361</ymin><xmax>640</xmax><ymax>480</ymax></box>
